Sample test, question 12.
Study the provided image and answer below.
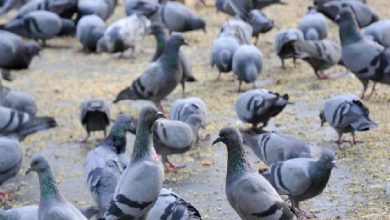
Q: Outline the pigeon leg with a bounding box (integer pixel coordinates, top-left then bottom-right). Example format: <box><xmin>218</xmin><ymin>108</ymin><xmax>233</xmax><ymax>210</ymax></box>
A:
<box><xmin>335</xmin><ymin>133</ymin><xmax>343</xmax><ymax>147</ymax></box>
<box><xmin>215</xmin><ymin>71</ymin><xmax>222</xmax><ymax>81</ymax></box>
<box><xmin>281</xmin><ymin>58</ymin><xmax>285</xmax><ymax>69</ymax></box>
<box><xmin>254</xmin><ymin>36</ymin><xmax>259</xmax><ymax>45</ymax></box>
<box><xmin>237</xmin><ymin>80</ymin><xmax>242</xmax><ymax>92</ymax></box>
<box><xmin>165</xmin><ymin>157</ymin><xmax>186</xmax><ymax>173</ymax></box>
<box><xmin>351</xmin><ymin>132</ymin><xmax>363</xmax><ymax>145</ymax></box>
<box><xmin>317</xmin><ymin>71</ymin><xmax>331</xmax><ymax>80</ymax></box>
<box><xmin>0</xmin><ymin>188</ymin><xmax>11</xmax><ymax>203</ymax></box>
<box><xmin>181</xmin><ymin>80</ymin><xmax>186</xmax><ymax>98</ymax></box>
<box><xmin>364</xmin><ymin>82</ymin><xmax>377</xmax><ymax>100</ymax></box>
<box><xmin>359</xmin><ymin>79</ymin><xmax>370</xmax><ymax>100</ymax></box>
<box><xmin>80</xmin><ymin>132</ymin><xmax>90</xmax><ymax>143</ymax></box>
<box><xmin>293</xmin><ymin>57</ymin><xmax>297</xmax><ymax>68</ymax></box>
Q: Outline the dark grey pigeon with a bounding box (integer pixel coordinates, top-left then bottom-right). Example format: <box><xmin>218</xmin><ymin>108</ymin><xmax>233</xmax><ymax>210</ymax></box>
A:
<box><xmin>103</xmin><ymin>106</ymin><xmax>164</xmax><ymax>220</ymax></box>
<box><xmin>262</xmin><ymin>150</ymin><xmax>336</xmax><ymax>218</ymax></box>
<box><xmin>114</xmin><ymin>34</ymin><xmax>188</xmax><ymax>111</ymax></box>
<box><xmin>149</xmin><ymin>23</ymin><xmax>196</xmax><ymax>97</ymax></box>
<box><xmin>210</xmin><ymin>27</ymin><xmax>240</xmax><ymax>80</ymax></box>
<box><xmin>96</xmin><ymin>14</ymin><xmax>150</xmax><ymax>55</ymax></box>
<box><xmin>320</xmin><ymin>93</ymin><xmax>377</xmax><ymax>146</ymax></box>
<box><xmin>2</xmin><ymin>10</ymin><xmax>75</xmax><ymax>45</ymax></box>
<box><xmin>236</xmin><ymin>89</ymin><xmax>290</xmax><ymax>133</ymax></box>
<box><xmin>2</xmin><ymin>90</ymin><xmax>38</xmax><ymax>116</ymax></box>
<box><xmin>125</xmin><ymin>0</ymin><xmax>159</xmax><ymax>19</ymax></box>
<box><xmin>16</xmin><ymin>0</ymin><xmax>78</xmax><ymax>19</ymax></box>
<box><xmin>314</xmin><ymin>0</ymin><xmax>366</xmax><ymax>5</ymax></box>
<box><xmin>232</xmin><ymin>44</ymin><xmax>263</xmax><ymax>92</ymax></box>
<box><xmin>296</xmin><ymin>39</ymin><xmax>342</xmax><ymax>79</ymax></box>
<box><xmin>225</xmin><ymin>0</ymin><xmax>286</xmax><ymax>17</ymax></box>
<box><xmin>241</xmin><ymin>131</ymin><xmax>311</xmax><ymax>166</ymax></box>
<box><xmin>0</xmin><ymin>0</ymin><xmax>28</xmax><ymax>16</ymax></box>
<box><xmin>85</xmin><ymin>114</ymin><xmax>132</xmax><ymax>219</ymax></box>
<box><xmin>80</xmin><ymin>99</ymin><xmax>111</xmax><ymax>143</ymax></box>
<box><xmin>152</xmin><ymin>115</ymin><xmax>203</xmax><ymax>172</ymax></box>
<box><xmin>338</xmin><ymin>7</ymin><xmax>390</xmax><ymax>99</ymax></box>
<box><xmin>275</xmin><ymin>28</ymin><xmax>304</xmax><ymax>68</ymax></box>
<box><xmin>315</xmin><ymin>0</ymin><xmax>378</xmax><ymax>28</ymax></box>
<box><xmin>0</xmin><ymin>31</ymin><xmax>39</xmax><ymax>76</ymax></box>
<box><xmin>26</xmin><ymin>155</ymin><xmax>87</xmax><ymax>220</ymax></box>
<box><xmin>212</xmin><ymin>127</ymin><xmax>296</xmax><ymax>220</ymax></box>
<box><xmin>76</xmin><ymin>14</ymin><xmax>105</xmax><ymax>52</ymax></box>
<box><xmin>215</xmin><ymin>0</ymin><xmax>235</xmax><ymax>16</ymax></box>
<box><xmin>147</xmin><ymin>188</ymin><xmax>201</xmax><ymax>220</ymax></box>
<box><xmin>248</xmin><ymin>10</ymin><xmax>273</xmax><ymax>44</ymax></box>
<box><xmin>0</xmin><ymin>205</ymin><xmax>38</xmax><ymax>220</ymax></box>
<box><xmin>299</xmin><ymin>7</ymin><xmax>328</xmax><ymax>40</ymax></box>
<box><xmin>364</xmin><ymin>20</ymin><xmax>390</xmax><ymax>48</ymax></box>
<box><xmin>77</xmin><ymin>0</ymin><xmax>117</xmax><ymax>21</ymax></box>
<box><xmin>160</xmin><ymin>1</ymin><xmax>206</xmax><ymax>33</ymax></box>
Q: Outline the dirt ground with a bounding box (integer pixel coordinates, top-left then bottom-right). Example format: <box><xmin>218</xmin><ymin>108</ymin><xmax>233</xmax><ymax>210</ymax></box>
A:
<box><xmin>1</xmin><ymin>0</ymin><xmax>390</xmax><ymax>219</ymax></box>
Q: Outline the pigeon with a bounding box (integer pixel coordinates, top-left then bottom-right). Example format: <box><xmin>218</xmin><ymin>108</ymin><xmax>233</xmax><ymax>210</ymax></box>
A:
<box><xmin>236</xmin><ymin>89</ymin><xmax>290</xmax><ymax>133</ymax></box>
<box><xmin>125</xmin><ymin>0</ymin><xmax>159</xmax><ymax>19</ymax></box>
<box><xmin>77</xmin><ymin>0</ymin><xmax>117</xmax><ymax>21</ymax></box>
<box><xmin>0</xmin><ymin>0</ymin><xmax>28</xmax><ymax>16</ymax></box>
<box><xmin>248</xmin><ymin>10</ymin><xmax>273</xmax><ymax>44</ymax></box>
<box><xmin>232</xmin><ymin>44</ymin><xmax>263</xmax><ymax>92</ymax></box>
<box><xmin>80</xmin><ymin>99</ymin><xmax>111</xmax><ymax>142</ymax></box>
<box><xmin>1</xmin><ymin>90</ymin><xmax>38</xmax><ymax>116</ymax></box>
<box><xmin>299</xmin><ymin>7</ymin><xmax>328</xmax><ymax>40</ymax></box>
<box><xmin>315</xmin><ymin>0</ymin><xmax>378</xmax><ymax>28</ymax></box>
<box><xmin>338</xmin><ymin>7</ymin><xmax>390</xmax><ymax>99</ymax></box>
<box><xmin>241</xmin><ymin>131</ymin><xmax>311</xmax><ymax>166</ymax></box>
<box><xmin>222</xmin><ymin>0</ymin><xmax>286</xmax><ymax>17</ymax></box>
<box><xmin>160</xmin><ymin>1</ymin><xmax>206</xmax><ymax>33</ymax></box>
<box><xmin>0</xmin><ymin>30</ymin><xmax>39</xmax><ymax>77</ymax></box>
<box><xmin>210</xmin><ymin>27</ymin><xmax>240</xmax><ymax>80</ymax></box>
<box><xmin>25</xmin><ymin>155</ymin><xmax>88</xmax><ymax>220</ymax></box>
<box><xmin>76</xmin><ymin>15</ymin><xmax>105</xmax><ymax>52</ymax></box>
<box><xmin>275</xmin><ymin>28</ymin><xmax>304</xmax><ymax>68</ymax></box>
<box><xmin>319</xmin><ymin>93</ymin><xmax>377</xmax><ymax>146</ymax></box>
<box><xmin>296</xmin><ymin>39</ymin><xmax>342</xmax><ymax>79</ymax></box>
<box><xmin>152</xmin><ymin>115</ymin><xmax>203</xmax><ymax>172</ymax></box>
<box><xmin>85</xmin><ymin>114</ymin><xmax>132</xmax><ymax>219</ymax></box>
<box><xmin>96</xmin><ymin>14</ymin><xmax>150</xmax><ymax>55</ymax></box>
<box><xmin>262</xmin><ymin>150</ymin><xmax>336</xmax><ymax>218</ymax></box>
<box><xmin>114</xmin><ymin>34</ymin><xmax>188</xmax><ymax>111</ymax></box>
<box><xmin>221</xmin><ymin>18</ymin><xmax>253</xmax><ymax>45</ymax></box>
<box><xmin>212</xmin><ymin>127</ymin><xmax>296</xmax><ymax>220</ymax></box>
<box><xmin>0</xmin><ymin>105</ymin><xmax>56</xmax><ymax>140</ymax></box>
<box><xmin>364</xmin><ymin>20</ymin><xmax>390</xmax><ymax>48</ymax></box>
<box><xmin>314</xmin><ymin>0</ymin><xmax>366</xmax><ymax>5</ymax></box>
<box><xmin>103</xmin><ymin>106</ymin><xmax>164</xmax><ymax>220</ymax></box>
<box><xmin>170</xmin><ymin>97</ymin><xmax>208</xmax><ymax>129</ymax></box>
<box><xmin>1</xmin><ymin>10</ymin><xmax>75</xmax><ymax>45</ymax></box>
<box><xmin>149</xmin><ymin>23</ymin><xmax>196</xmax><ymax>97</ymax></box>
<box><xmin>147</xmin><ymin>188</ymin><xmax>201</xmax><ymax>220</ymax></box>
<box><xmin>16</xmin><ymin>0</ymin><xmax>78</xmax><ymax>19</ymax></box>
<box><xmin>0</xmin><ymin>205</ymin><xmax>38</xmax><ymax>220</ymax></box>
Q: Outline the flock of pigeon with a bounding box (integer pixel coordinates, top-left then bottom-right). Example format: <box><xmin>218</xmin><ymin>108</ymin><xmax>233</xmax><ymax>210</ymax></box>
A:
<box><xmin>0</xmin><ymin>0</ymin><xmax>388</xmax><ymax>219</ymax></box>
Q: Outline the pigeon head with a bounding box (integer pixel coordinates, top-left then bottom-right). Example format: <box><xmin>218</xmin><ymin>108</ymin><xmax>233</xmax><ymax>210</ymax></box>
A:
<box><xmin>191</xmin><ymin>18</ymin><xmax>206</xmax><ymax>33</ymax></box>
<box><xmin>149</xmin><ymin>22</ymin><xmax>165</xmax><ymax>36</ymax></box>
<box><xmin>336</xmin><ymin>6</ymin><xmax>355</xmax><ymax>23</ymax></box>
<box><xmin>25</xmin><ymin>154</ymin><xmax>50</xmax><ymax>174</ymax></box>
<box><xmin>167</xmin><ymin>33</ymin><xmax>189</xmax><ymax>48</ymax></box>
<box><xmin>138</xmin><ymin>106</ymin><xmax>165</xmax><ymax>129</ymax></box>
<box><xmin>186</xmin><ymin>114</ymin><xmax>204</xmax><ymax>135</ymax></box>
<box><xmin>212</xmin><ymin>127</ymin><xmax>242</xmax><ymax>147</ymax></box>
<box><xmin>96</xmin><ymin>36</ymin><xmax>113</xmax><ymax>53</ymax></box>
<box><xmin>59</xmin><ymin>19</ymin><xmax>76</xmax><ymax>36</ymax></box>
<box><xmin>113</xmin><ymin>114</ymin><xmax>134</xmax><ymax>132</ymax></box>
<box><xmin>25</xmin><ymin>41</ymin><xmax>40</xmax><ymax>58</ymax></box>
<box><xmin>319</xmin><ymin>150</ymin><xmax>336</xmax><ymax>169</ymax></box>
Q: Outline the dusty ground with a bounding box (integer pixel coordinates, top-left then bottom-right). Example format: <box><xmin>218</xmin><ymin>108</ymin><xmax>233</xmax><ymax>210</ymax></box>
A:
<box><xmin>1</xmin><ymin>0</ymin><xmax>390</xmax><ymax>219</ymax></box>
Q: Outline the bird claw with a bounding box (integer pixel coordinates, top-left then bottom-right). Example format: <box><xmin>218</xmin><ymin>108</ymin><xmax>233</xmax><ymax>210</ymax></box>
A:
<box><xmin>197</xmin><ymin>134</ymin><xmax>210</xmax><ymax>142</ymax></box>
<box><xmin>164</xmin><ymin>162</ymin><xmax>186</xmax><ymax>173</ymax></box>
<box><xmin>317</xmin><ymin>73</ymin><xmax>332</xmax><ymax>80</ymax></box>
<box><xmin>0</xmin><ymin>189</ymin><xmax>11</xmax><ymax>203</ymax></box>
<box><xmin>80</xmin><ymin>136</ymin><xmax>89</xmax><ymax>143</ymax></box>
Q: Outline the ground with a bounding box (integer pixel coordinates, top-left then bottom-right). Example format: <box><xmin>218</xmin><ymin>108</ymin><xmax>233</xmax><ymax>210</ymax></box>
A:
<box><xmin>1</xmin><ymin>0</ymin><xmax>389</xmax><ymax>219</ymax></box>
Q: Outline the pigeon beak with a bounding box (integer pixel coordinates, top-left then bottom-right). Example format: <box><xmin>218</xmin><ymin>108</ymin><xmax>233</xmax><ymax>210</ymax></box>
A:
<box><xmin>332</xmin><ymin>160</ymin><xmax>337</xmax><ymax>168</ymax></box>
<box><xmin>183</xmin><ymin>40</ymin><xmax>189</xmax><ymax>46</ymax></box>
<box><xmin>212</xmin><ymin>137</ymin><xmax>222</xmax><ymax>145</ymax></box>
<box><xmin>157</xmin><ymin>112</ymin><xmax>166</xmax><ymax>118</ymax></box>
<box><xmin>201</xmin><ymin>124</ymin><xmax>206</xmax><ymax>129</ymax></box>
<box><xmin>335</xmin><ymin>15</ymin><xmax>340</xmax><ymax>23</ymax></box>
<box><xmin>25</xmin><ymin>167</ymin><xmax>32</xmax><ymax>175</ymax></box>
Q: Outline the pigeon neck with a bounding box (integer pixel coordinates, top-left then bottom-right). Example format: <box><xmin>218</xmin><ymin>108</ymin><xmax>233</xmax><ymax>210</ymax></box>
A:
<box><xmin>131</xmin><ymin>123</ymin><xmax>158</xmax><ymax>161</ymax></box>
<box><xmin>226</xmin><ymin>141</ymin><xmax>252</xmax><ymax>181</ymax></box>
<box><xmin>339</xmin><ymin>18</ymin><xmax>362</xmax><ymax>46</ymax></box>
<box><xmin>103</xmin><ymin>126</ymin><xmax>127</xmax><ymax>154</ymax></box>
<box><xmin>160</xmin><ymin>44</ymin><xmax>180</xmax><ymax>68</ymax></box>
<box><xmin>152</xmin><ymin>31</ymin><xmax>167</xmax><ymax>61</ymax></box>
<box><xmin>309</xmin><ymin>161</ymin><xmax>333</xmax><ymax>188</ymax></box>
<box><xmin>38</xmin><ymin>169</ymin><xmax>63</xmax><ymax>203</ymax></box>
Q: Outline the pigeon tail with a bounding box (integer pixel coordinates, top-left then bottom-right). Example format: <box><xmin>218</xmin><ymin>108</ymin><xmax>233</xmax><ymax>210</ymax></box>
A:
<box><xmin>16</xmin><ymin>116</ymin><xmax>57</xmax><ymax>140</ymax></box>
<box><xmin>351</xmin><ymin>118</ymin><xmax>378</xmax><ymax>131</ymax></box>
<box><xmin>218</xmin><ymin>50</ymin><xmax>232</xmax><ymax>72</ymax></box>
<box><xmin>305</xmin><ymin>28</ymin><xmax>319</xmax><ymax>40</ymax></box>
<box><xmin>243</xmin><ymin>64</ymin><xmax>258</xmax><ymax>83</ymax></box>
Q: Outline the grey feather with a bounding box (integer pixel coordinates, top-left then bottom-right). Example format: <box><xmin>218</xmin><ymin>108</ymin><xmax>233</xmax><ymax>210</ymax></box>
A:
<box><xmin>221</xmin><ymin>19</ymin><xmax>253</xmax><ymax>45</ymax></box>
<box><xmin>16</xmin><ymin>0</ymin><xmax>77</xmax><ymax>19</ymax></box>
<box><xmin>77</xmin><ymin>0</ymin><xmax>117</xmax><ymax>21</ymax></box>
<box><xmin>299</xmin><ymin>8</ymin><xmax>328</xmax><ymax>40</ymax></box>
<box><xmin>275</xmin><ymin>28</ymin><xmax>304</xmax><ymax>67</ymax></box>
<box><xmin>170</xmin><ymin>97</ymin><xmax>207</xmax><ymax>128</ymax></box>
<box><xmin>2</xmin><ymin>90</ymin><xmax>38</xmax><ymax>116</ymax></box>
<box><xmin>0</xmin><ymin>205</ymin><xmax>38</xmax><ymax>220</ymax></box>
<box><xmin>242</xmin><ymin>132</ymin><xmax>311</xmax><ymax>166</ymax></box>
<box><xmin>363</xmin><ymin>20</ymin><xmax>390</xmax><ymax>48</ymax></box>
<box><xmin>0</xmin><ymin>0</ymin><xmax>28</xmax><ymax>16</ymax></box>
<box><xmin>80</xmin><ymin>99</ymin><xmax>111</xmax><ymax>137</ymax></box>
<box><xmin>125</xmin><ymin>0</ymin><xmax>159</xmax><ymax>19</ymax></box>
<box><xmin>0</xmin><ymin>137</ymin><xmax>22</xmax><ymax>185</ymax></box>
<box><xmin>232</xmin><ymin>44</ymin><xmax>263</xmax><ymax>86</ymax></box>
<box><xmin>76</xmin><ymin>15</ymin><xmax>105</xmax><ymax>52</ymax></box>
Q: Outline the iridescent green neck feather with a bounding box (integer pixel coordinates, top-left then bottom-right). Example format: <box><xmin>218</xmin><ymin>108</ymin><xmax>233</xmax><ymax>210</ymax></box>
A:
<box><xmin>103</xmin><ymin>124</ymin><xmax>127</xmax><ymax>154</ymax></box>
<box><xmin>339</xmin><ymin>16</ymin><xmax>362</xmax><ymax>46</ymax></box>
<box><xmin>38</xmin><ymin>168</ymin><xmax>63</xmax><ymax>203</ymax></box>
<box><xmin>131</xmin><ymin>122</ymin><xmax>155</xmax><ymax>161</ymax></box>
<box><xmin>226</xmin><ymin>140</ymin><xmax>252</xmax><ymax>183</ymax></box>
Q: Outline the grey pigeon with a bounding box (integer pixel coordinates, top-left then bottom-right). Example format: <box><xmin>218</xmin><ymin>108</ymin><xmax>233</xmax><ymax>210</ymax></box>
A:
<box><xmin>221</xmin><ymin>0</ymin><xmax>285</xmax><ymax>17</ymax></box>
<box><xmin>16</xmin><ymin>0</ymin><xmax>78</xmax><ymax>19</ymax></box>
<box><xmin>338</xmin><ymin>7</ymin><xmax>390</xmax><ymax>99</ymax></box>
<box><xmin>0</xmin><ymin>0</ymin><xmax>28</xmax><ymax>16</ymax></box>
<box><xmin>0</xmin><ymin>30</ymin><xmax>39</xmax><ymax>76</ymax></box>
<box><xmin>76</xmin><ymin>14</ymin><xmax>105</xmax><ymax>52</ymax></box>
<box><xmin>314</xmin><ymin>0</ymin><xmax>366</xmax><ymax>5</ymax></box>
<box><xmin>296</xmin><ymin>39</ymin><xmax>342</xmax><ymax>79</ymax></box>
<box><xmin>0</xmin><ymin>205</ymin><xmax>38</xmax><ymax>220</ymax></box>
<box><xmin>152</xmin><ymin>115</ymin><xmax>203</xmax><ymax>172</ymax></box>
<box><xmin>97</xmin><ymin>14</ymin><xmax>150</xmax><ymax>55</ymax></box>
<box><xmin>262</xmin><ymin>150</ymin><xmax>336</xmax><ymax>218</ymax></box>
<box><xmin>232</xmin><ymin>44</ymin><xmax>263</xmax><ymax>92</ymax></box>
<box><xmin>149</xmin><ymin>23</ymin><xmax>196</xmax><ymax>97</ymax></box>
<box><xmin>241</xmin><ymin>131</ymin><xmax>311</xmax><ymax>166</ymax></box>
<box><xmin>364</xmin><ymin>20</ymin><xmax>390</xmax><ymax>48</ymax></box>
<box><xmin>80</xmin><ymin>99</ymin><xmax>111</xmax><ymax>142</ymax></box>
<box><xmin>0</xmin><ymin>105</ymin><xmax>56</xmax><ymax>140</ymax></box>
<box><xmin>221</xmin><ymin>18</ymin><xmax>253</xmax><ymax>45</ymax></box>
<box><xmin>77</xmin><ymin>0</ymin><xmax>117</xmax><ymax>21</ymax></box>
<box><xmin>125</xmin><ymin>0</ymin><xmax>159</xmax><ymax>19</ymax></box>
<box><xmin>210</xmin><ymin>27</ymin><xmax>240</xmax><ymax>80</ymax></box>
<box><xmin>319</xmin><ymin>93</ymin><xmax>377</xmax><ymax>146</ymax></box>
<box><xmin>212</xmin><ymin>127</ymin><xmax>296</xmax><ymax>220</ymax></box>
<box><xmin>2</xmin><ymin>10</ymin><xmax>75</xmax><ymax>45</ymax></box>
<box><xmin>248</xmin><ymin>10</ymin><xmax>273</xmax><ymax>44</ymax></box>
<box><xmin>85</xmin><ymin>114</ymin><xmax>132</xmax><ymax>219</ymax></box>
<box><xmin>315</xmin><ymin>0</ymin><xmax>378</xmax><ymax>28</ymax></box>
<box><xmin>160</xmin><ymin>1</ymin><xmax>206</xmax><ymax>33</ymax></box>
<box><xmin>236</xmin><ymin>89</ymin><xmax>290</xmax><ymax>133</ymax></box>
<box><xmin>170</xmin><ymin>97</ymin><xmax>207</xmax><ymax>128</ymax></box>
<box><xmin>103</xmin><ymin>106</ymin><xmax>164</xmax><ymax>220</ymax></box>
<box><xmin>25</xmin><ymin>155</ymin><xmax>87</xmax><ymax>220</ymax></box>
<box><xmin>147</xmin><ymin>188</ymin><xmax>201</xmax><ymax>220</ymax></box>
<box><xmin>275</xmin><ymin>28</ymin><xmax>304</xmax><ymax>68</ymax></box>
<box><xmin>2</xmin><ymin>90</ymin><xmax>37</xmax><ymax>116</ymax></box>
<box><xmin>299</xmin><ymin>7</ymin><xmax>328</xmax><ymax>40</ymax></box>
<box><xmin>114</xmin><ymin>34</ymin><xmax>188</xmax><ymax>111</ymax></box>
